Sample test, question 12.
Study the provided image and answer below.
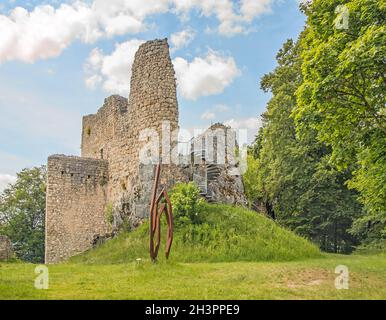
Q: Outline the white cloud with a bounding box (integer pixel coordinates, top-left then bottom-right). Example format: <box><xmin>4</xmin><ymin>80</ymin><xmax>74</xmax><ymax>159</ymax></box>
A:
<box><xmin>85</xmin><ymin>73</ymin><xmax>103</xmax><ymax>90</ymax></box>
<box><xmin>201</xmin><ymin>104</ymin><xmax>230</xmax><ymax>120</ymax></box>
<box><xmin>84</xmin><ymin>39</ymin><xmax>145</xmax><ymax>96</ymax></box>
<box><xmin>201</xmin><ymin>111</ymin><xmax>216</xmax><ymax>120</ymax></box>
<box><xmin>240</xmin><ymin>0</ymin><xmax>273</xmax><ymax>22</ymax></box>
<box><xmin>225</xmin><ymin>117</ymin><xmax>262</xmax><ymax>130</ymax></box>
<box><xmin>86</xmin><ymin>44</ymin><xmax>240</xmax><ymax>99</ymax></box>
<box><xmin>0</xmin><ymin>174</ymin><xmax>16</xmax><ymax>193</ymax></box>
<box><xmin>214</xmin><ymin>104</ymin><xmax>229</xmax><ymax>112</ymax></box>
<box><xmin>0</xmin><ymin>3</ymin><xmax>91</xmax><ymax>63</ymax></box>
<box><xmin>224</xmin><ymin>117</ymin><xmax>262</xmax><ymax>142</ymax></box>
<box><xmin>170</xmin><ymin>28</ymin><xmax>196</xmax><ymax>52</ymax></box>
<box><xmin>91</xmin><ymin>0</ymin><xmax>169</xmax><ymax>37</ymax></box>
<box><xmin>0</xmin><ymin>0</ymin><xmax>275</xmax><ymax>63</ymax></box>
<box><xmin>0</xmin><ymin>0</ymin><xmax>168</xmax><ymax>63</ymax></box>
<box><xmin>172</xmin><ymin>0</ymin><xmax>274</xmax><ymax>35</ymax></box>
<box><xmin>173</xmin><ymin>50</ymin><xmax>240</xmax><ymax>100</ymax></box>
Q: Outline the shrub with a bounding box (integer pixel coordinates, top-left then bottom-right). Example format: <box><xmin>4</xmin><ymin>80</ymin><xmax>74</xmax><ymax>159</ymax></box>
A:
<box><xmin>105</xmin><ymin>203</ymin><xmax>114</xmax><ymax>227</ymax></box>
<box><xmin>170</xmin><ymin>182</ymin><xmax>205</xmax><ymax>227</ymax></box>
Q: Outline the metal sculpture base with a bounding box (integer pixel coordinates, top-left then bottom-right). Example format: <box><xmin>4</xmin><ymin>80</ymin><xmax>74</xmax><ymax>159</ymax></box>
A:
<box><xmin>149</xmin><ymin>164</ymin><xmax>174</xmax><ymax>262</ymax></box>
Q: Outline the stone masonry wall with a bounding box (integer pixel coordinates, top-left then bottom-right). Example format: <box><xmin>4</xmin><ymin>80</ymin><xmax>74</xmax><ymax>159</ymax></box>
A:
<box><xmin>81</xmin><ymin>95</ymin><xmax>128</xmax><ymax>160</ymax></box>
<box><xmin>45</xmin><ymin>155</ymin><xmax>110</xmax><ymax>263</ymax></box>
<box><xmin>46</xmin><ymin>39</ymin><xmax>185</xmax><ymax>263</ymax></box>
<box><xmin>80</xmin><ymin>39</ymin><xmax>183</xmax><ymax>227</ymax></box>
<box><xmin>116</xmin><ymin>39</ymin><xmax>182</xmax><ymax>224</ymax></box>
<box><xmin>191</xmin><ymin>123</ymin><xmax>247</xmax><ymax>206</ymax></box>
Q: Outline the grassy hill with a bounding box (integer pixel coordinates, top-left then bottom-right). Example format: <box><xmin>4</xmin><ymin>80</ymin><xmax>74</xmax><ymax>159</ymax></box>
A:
<box><xmin>70</xmin><ymin>204</ymin><xmax>321</xmax><ymax>264</ymax></box>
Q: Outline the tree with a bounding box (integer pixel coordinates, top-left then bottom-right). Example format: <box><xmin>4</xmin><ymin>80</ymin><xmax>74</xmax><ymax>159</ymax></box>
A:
<box><xmin>243</xmin><ymin>155</ymin><xmax>260</xmax><ymax>211</ymax></box>
<box><xmin>0</xmin><ymin>166</ymin><xmax>46</xmax><ymax>263</ymax></box>
<box><xmin>245</xmin><ymin>38</ymin><xmax>362</xmax><ymax>253</ymax></box>
<box><xmin>294</xmin><ymin>0</ymin><xmax>386</xmax><ymax>247</ymax></box>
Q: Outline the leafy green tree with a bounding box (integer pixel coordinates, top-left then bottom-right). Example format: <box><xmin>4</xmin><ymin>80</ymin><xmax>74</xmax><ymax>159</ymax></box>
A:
<box><xmin>243</xmin><ymin>155</ymin><xmax>260</xmax><ymax>210</ymax></box>
<box><xmin>0</xmin><ymin>166</ymin><xmax>46</xmax><ymax>263</ymax></box>
<box><xmin>294</xmin><ymin>0</ymin><xmax>386</xmax><ymax>246</ymax></box>
<box><xmin>245</xmin><ymin>38</ymin><xmax>362</xmax><ymax>253</ymax></box>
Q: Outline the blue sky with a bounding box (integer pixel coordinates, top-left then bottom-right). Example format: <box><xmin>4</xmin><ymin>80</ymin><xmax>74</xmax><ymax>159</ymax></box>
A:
<box><xmin>0</xmin><ymin>0</ymin><xmax>306</xmax><ymax>190</ymax></box>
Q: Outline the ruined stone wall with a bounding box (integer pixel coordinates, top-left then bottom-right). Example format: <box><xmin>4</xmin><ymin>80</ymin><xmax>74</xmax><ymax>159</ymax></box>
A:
<box><xmin>190</xmin><ymin>123</ymin><xmax>247</xmax><ymax>207</ymax></box>
<box><xmin>80</xmin><ymin>39</ymin><xmax>183</xmax><ymax>227</ymax></box>
<box><xmin>81</xmin><ymin>95</ymin><xmax>130</xmax><ymax>205</ymax></box>
<box><xmin>81</xmin><ymin>95</ymin><xmax>128</xmax><ymax>160</ymax></box>
<box><xmin>112</xmin><ymin>39</ymin><xmax>182</xmax><ymax>223</ymax></box>
<box><xmin>46</xmin><ymin>39</ymin><xmax>187</xmax><ymax>262</ymax></box>
<box><xmin>45</xmin><ymin>155</ymin><xmax>110</xmax><ymax>263</ymax></box>
<box><xmin>127</xmin><ymin>38</ymin><xmax>179</xmax><ymax>157</ymax></box>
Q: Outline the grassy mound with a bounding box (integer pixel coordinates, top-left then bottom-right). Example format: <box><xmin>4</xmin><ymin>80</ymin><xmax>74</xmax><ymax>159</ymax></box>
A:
<box><xmin>70</xmin><ymin>204</ymin><xmax>321</xmax><ymax>264</ymax></box>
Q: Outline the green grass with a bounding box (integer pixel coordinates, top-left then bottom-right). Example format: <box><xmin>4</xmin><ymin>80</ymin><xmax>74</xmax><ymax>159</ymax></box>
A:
<box><xmin>70</xmin><ymin>204</ymin><xmax>321</xmax><ymax>264</ymax></box>
<box><xmin>1</xmin><ymin>254</ymin><xmax>385</xmax><ymax>299</ymax></box>
<box><xmin>1</xmin><ymin>204</ymin><xmax>384</xmax><ymax>300</ymax></box>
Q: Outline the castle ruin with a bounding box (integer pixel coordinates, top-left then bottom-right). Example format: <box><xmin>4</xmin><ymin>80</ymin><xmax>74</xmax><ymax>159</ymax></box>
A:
<box><xmin>45</xmin><ymin>39</ymin><xmax>246</xmax><ymax>264</ymax></box>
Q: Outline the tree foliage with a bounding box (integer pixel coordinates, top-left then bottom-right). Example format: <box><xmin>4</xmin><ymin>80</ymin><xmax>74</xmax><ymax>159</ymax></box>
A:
<box><xmin>0</xmin><ymin>166</ymin><xmax>46</xmax><ymax>263</ymax></box>
<box><xmin>294</xmin><ymin>0</ymin><xmax>386</xmax><ymax>246</ymax></box>
<box><xmin>246</xmin><ymin>0</ymin><xmax>385</xmax><ymax>251</ymax></box>
<box><xmin>245</xmin><ymin>37</ymin><xmax>363</xmax><ymax>253</ymax></box>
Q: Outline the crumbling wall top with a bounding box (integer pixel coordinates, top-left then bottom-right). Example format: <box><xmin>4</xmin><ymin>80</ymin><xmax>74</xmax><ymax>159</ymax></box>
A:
<box><xmin>83</xmin><ymin>95</ymin><xmax>128</xmax><ymax>120</ymax></box>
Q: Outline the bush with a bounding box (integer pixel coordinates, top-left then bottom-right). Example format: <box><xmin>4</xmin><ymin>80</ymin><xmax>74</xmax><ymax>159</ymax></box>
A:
<box><xmin>170</xmin><ymin>182</ymin><xmax>205</xmax><ymax>227</ymax></box>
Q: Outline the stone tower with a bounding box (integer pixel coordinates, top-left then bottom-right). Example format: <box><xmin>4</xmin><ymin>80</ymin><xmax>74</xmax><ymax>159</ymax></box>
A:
<box><xmin>45</xmin><ymin>39</ymin><xmax>183</xmax><ymax>264</ymax></box>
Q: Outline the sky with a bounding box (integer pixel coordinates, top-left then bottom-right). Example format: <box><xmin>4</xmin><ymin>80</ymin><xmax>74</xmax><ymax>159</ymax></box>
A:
<box><xmin>0</xmin><ymin>0</ymin><xmax>306</xmax><ymax>191</ymax></box>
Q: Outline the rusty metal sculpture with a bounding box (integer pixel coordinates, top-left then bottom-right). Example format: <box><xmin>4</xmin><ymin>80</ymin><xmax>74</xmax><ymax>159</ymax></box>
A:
<box><xmin>149</xmin><ymin>164</ymin><xmax>174</xmax><ymax>262</ymax></box>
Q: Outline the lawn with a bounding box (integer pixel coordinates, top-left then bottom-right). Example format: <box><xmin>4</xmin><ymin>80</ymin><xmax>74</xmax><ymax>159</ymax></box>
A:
<box><xmin>1</xmin><ymin>253</ymin><xmax>385</xmax><ymax>300</ymax></box>
<box><xmin>1</xmin><ymin>204</ymin><xmax>384</xmax><ymax>300</ymax></box>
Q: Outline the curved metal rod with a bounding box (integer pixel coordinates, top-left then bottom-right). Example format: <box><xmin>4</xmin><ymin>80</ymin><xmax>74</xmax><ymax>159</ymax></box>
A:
<box><xmin>149</xmin><ymin>164</ymin><xmax>174</xmax><ymax>262</ymax></box>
